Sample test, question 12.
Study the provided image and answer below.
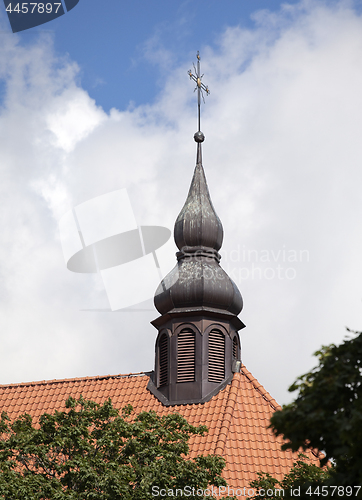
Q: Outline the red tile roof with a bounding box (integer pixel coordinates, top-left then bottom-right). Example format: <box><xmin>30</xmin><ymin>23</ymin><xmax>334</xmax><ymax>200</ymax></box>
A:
<box><xmin>0</xmin><ymin>365</ymin><xmax>319</xmax><ymax>498</ymax></box>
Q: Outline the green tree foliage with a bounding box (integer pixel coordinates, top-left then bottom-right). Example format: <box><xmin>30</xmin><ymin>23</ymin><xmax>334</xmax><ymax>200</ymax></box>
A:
<box><xmin>246</xmin><ymin>453</ymin><xmax>331</xmax><ymax>499</ymax></box>
<box><xmin>269</xmin><ymin>329</ymin><xmax>362</xmax><ymax>487</ymax></box>
<box><xmin>0</xmin><ymin>396</ymin><xmax>228</xmax><ymax>499</ymax></box>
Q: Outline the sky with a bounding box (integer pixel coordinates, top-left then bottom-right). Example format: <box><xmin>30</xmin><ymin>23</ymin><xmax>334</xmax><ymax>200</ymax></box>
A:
<box><xmin>0</xmin><ymin>0</ymin><xmax>362</xmax><ymax>406</ymax></box>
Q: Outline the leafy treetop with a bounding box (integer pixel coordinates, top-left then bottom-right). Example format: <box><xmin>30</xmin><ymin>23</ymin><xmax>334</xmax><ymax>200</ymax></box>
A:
<box><xmin>0</xmin><ymin>396</ymin><xmax>228</xmax><ymax>499</ymax></box>
<box><xmin>269</xmin><ymin>328</ymin><xmax>362</xmax><ymax>486</ymax></box>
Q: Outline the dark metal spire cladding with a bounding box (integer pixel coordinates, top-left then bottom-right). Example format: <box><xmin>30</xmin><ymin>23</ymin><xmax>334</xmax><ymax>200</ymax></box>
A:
<box><xmin>188</xmin><ymin>51</ymin><xmax>209</xmax><ymax>165</ymax></box>
<box><xmin>153</xmin><ymin>52</ymin><xmax>243</xmax><ymax>318</ymax></box>
<box><xmin>149</xmin><ymin>52</ymin><xmax>245</xmax><ymax>407</ymax></box>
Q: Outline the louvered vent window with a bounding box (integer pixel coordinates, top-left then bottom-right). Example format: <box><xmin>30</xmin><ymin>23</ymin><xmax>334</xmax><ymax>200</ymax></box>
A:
<box><xmin>177</xmin><ymin>328</ymin><xmax>195</xmax><ymax>383</ymax></box>
<box><xmin>158</xmin><ymin>334</ymin><xmax>168</xmax><ymax>387</ymax></box>
<box><xmin>208</xmin><ymin>329</ymin><xmax>225</xmax><ymax>383</ymax></box>
<box><xmin>233</xmin><ymin>336</ymin><xmax>239</xmax><ymax>360</ymax></box>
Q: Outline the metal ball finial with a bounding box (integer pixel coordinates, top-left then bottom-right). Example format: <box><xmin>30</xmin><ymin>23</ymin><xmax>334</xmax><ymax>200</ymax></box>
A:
<box><xmin>194</xmin><ymin>131</ymin><xmax>205</xmax><ymax>143</ymax></box>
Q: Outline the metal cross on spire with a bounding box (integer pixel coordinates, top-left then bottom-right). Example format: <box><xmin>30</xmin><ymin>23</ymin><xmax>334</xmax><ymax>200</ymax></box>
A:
<box><xmin>188</xmin><ymin>51</ymin><xmax>210</xmax><ymax>164</ymax></box>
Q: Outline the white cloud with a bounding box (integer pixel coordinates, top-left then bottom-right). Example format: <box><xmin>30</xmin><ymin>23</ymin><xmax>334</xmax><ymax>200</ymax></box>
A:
<box><xmin>46</xmin><ymin>89</ymin><xmax>106</xmax><ymax>152</ymax></box>
<box><xmin>0</xmin><ymin>1</ymin><xmax>362</xmax><ymax>404</ymax></box>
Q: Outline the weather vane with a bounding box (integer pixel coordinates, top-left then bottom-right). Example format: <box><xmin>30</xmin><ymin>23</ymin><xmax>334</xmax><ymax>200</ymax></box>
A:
<box><xmin>188</xmin><ymin>51</ymin><xmax>210</xmax><ymax>149</ymax></box>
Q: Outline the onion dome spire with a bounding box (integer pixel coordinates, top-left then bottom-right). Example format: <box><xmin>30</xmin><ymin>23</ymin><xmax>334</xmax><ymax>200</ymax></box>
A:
<box><xmin>154</xmin><ymin>161</ymin><xmax>243</xmax><ymax>318</ymax></box>
<box><xmin>154</xmin><ymin>52</ymin><xmax>243</xmax><ymax>320</ymax></box>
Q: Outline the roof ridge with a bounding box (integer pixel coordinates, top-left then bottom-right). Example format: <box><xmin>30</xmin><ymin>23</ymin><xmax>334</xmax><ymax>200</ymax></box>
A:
<box><xmin>0</xmin><ymin>372</ymin><xmax>150</xmax><ymax>389</ymax></box>
<box><xmin>214</xmin><ymin>374</ymin><xmax>239</xmax><ymax>456</ymax></box>
<box><xmin>239</xmin><ymin>365</ymin><xmax>281</xmax><ymax>411</ymax></box>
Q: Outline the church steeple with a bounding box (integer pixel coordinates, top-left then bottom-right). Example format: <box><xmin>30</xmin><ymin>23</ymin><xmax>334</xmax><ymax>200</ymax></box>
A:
<box><xmin>147</xmin><ymin>53</ymin><xmax>245</xmax><ymax>406</ymax></box>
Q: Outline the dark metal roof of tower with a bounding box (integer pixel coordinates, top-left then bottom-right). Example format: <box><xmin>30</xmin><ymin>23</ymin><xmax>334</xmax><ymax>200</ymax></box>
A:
<box><xmin>154</xmin><ymin>53</ymin><xmax>243</xmax><ymax>321</ymax></box>
<box><xmin>153</xmin><ymin>161</ymin><xmax>243</xmax><ymax>318</ymax></box>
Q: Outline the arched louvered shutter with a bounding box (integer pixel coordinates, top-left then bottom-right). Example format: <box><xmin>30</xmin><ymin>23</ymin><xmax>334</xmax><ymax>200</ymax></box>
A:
<box><xmin>158</xmin><ymin>333</ymin><xmax>168</xmax><ymax>387</ymax></box>
<box><xmin>177</xmin><ymin>328</ymin><xmax>195</xmax><ymax>383</ymax></box>
<box><xmin>233</xmin><ymin>336</ymin><xmax>239</xmax><ymax>360</ymax></box>
<box><xmin>208</xmin><ymin>329</ymin><xmax>225</xmax><ymax>383</ymax></box>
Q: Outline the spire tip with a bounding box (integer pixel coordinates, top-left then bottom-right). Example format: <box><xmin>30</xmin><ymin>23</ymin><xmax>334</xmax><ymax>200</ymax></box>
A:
<box><xmin>189</xmin><ymin>52</ymin><xmax>209</xmax><ymax>165</ymax></box>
